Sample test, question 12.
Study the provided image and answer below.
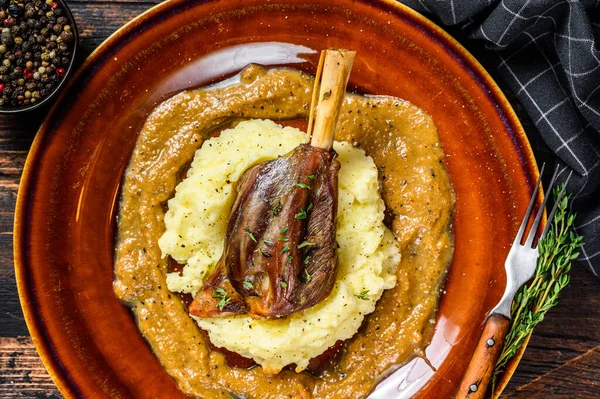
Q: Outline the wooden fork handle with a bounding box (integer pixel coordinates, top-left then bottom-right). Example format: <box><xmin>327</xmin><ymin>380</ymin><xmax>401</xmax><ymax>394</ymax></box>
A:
<box><xmin>455</xmin><ymin>314</ymin><xmax>510</xmax><ymax>399</ymax></box>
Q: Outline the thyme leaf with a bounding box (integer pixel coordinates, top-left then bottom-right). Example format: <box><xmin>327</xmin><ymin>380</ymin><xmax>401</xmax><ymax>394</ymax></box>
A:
<box><xmin>295</xmin><ymin>208</ymin><xmax>307</xmax><ymax>220</ymax></box>
<box><xmin>245</xmin><ymin>230</ymin><xmax>257</xmax><ymax>243</ymax></box>
<box><xmin>298</xmin><ymin>241</ymin><xmax>314</xmax><ymax>249</ymax></box>
<box><xmin>213</xmin><ymin>287</ymin><xmax>232</xmax><ymax>311</ymax></box>
<box><xmin>273</xmin><ymin>202</ymin><xmax>282</xmax><ymax>216</ymax></box>
<box><xmin>304</xmin><ymin>269</ymin><xmax>312</xmax><ymax>282</ymax></box>
<box><xmin>356</xmin><ymin>290</ymin><xmax>370</xmax><ymax>301</ymax></box>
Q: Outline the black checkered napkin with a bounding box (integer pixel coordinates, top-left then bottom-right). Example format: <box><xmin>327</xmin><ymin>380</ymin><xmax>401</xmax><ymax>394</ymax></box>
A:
<box><xmin>402</xmin><ymin>0</ymin><xmax>600</xmax><ymax>276</ymax></box>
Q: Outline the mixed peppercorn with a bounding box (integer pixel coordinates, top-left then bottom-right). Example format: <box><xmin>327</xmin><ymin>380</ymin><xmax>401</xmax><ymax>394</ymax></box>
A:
<box><xmin>0</xmin><ymin>0</ymin><xmax>74</xmax><ymax>108</ymax></box>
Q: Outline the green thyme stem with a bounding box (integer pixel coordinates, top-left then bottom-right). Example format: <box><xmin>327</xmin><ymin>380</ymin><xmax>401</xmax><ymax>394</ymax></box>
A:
<box><xmin>493</xmin><ymin>185</ymin><xmax>584</xmax><ymax>388</ymax></box>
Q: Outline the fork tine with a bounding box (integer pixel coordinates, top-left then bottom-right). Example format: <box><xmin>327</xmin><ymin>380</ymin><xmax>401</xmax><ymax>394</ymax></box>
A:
<box><xmin>541</xmin><ymin>170</ymin><xmax>573</xmax><ymax>239</ymax></box>
<box><xmin>514</xmin><ymin>163</ymin><xmax>546</xmax><ymax>245</ymax></box>
<box><xmin>525</xmin><ymin>165</ymin><xmax>560</xmax><ymax>247</ymax></box>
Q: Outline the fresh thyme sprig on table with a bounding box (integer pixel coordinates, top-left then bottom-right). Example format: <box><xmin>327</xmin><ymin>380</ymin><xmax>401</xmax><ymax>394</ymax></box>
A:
<box><xmin>493</xmin><ymin>184</ymin><xmax>584</xmax><ymax>386</ymax></box>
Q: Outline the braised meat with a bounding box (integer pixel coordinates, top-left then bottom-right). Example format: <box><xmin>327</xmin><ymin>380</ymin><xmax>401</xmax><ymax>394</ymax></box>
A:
<box><xmin>189</xmin><ymin>144</ymin><xmax>340</xmax><ymax>319</ymax></box>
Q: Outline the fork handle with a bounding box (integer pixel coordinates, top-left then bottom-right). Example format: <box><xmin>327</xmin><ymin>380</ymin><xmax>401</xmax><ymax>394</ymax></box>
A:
<box><xmin>455</xmin><ymin>314</ymin><xmax>510</xmax><ymax>399</ymax></box>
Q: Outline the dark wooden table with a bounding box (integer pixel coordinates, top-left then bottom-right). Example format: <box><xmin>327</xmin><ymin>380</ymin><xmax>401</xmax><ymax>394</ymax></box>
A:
<box><xmin>1</xmin><ymin>1</ymin><xmax>599</xmax><ymax>398</ymax></box>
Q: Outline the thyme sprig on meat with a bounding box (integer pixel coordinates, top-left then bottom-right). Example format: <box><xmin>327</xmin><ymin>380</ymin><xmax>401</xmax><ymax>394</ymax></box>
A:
<box><xmin>213</xmin><ymin>288</ymin><xmax>232</xmax><ymax>311</ymax></box>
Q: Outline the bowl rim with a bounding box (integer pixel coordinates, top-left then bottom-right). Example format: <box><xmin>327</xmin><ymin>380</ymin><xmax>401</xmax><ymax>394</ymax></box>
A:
<box><xmin>0</xmin><ymin>0</ymin><xmax>79</xmax><ymax>114</ymax></box>
<box><xmin>13</xmin><ymin>0</ymin><xmax>540</xmax><ymax>397</ymax></box>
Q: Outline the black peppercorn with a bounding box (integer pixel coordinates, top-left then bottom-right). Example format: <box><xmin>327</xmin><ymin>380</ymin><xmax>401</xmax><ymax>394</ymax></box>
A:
<box><xmin>7</xmin><ymin>3</ymin><xmax>23</xmax><ymax>18</ymax></box>
<box><xmin>59</xmin><ymin>30</ymin><xmax>72</xmax><ymax>43</ymax></box>
<box><xmin>1</xmin><ymin>29</ymin><xmax>13</xmax><ymax>45</ymax></box>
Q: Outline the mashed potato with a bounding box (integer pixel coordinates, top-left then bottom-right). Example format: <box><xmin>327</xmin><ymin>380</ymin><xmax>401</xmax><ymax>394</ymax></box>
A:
<box><xmin>158</xmin><ymin>119</ymin><xmax>400</xmax><ymax>373</ymax></box>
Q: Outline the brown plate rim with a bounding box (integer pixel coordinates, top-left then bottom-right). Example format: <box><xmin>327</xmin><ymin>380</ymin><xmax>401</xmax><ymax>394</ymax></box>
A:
<box><xmin>14</xmin><ymin>0</ymin><xmax>539</xmax><ymax>397</ymax></box>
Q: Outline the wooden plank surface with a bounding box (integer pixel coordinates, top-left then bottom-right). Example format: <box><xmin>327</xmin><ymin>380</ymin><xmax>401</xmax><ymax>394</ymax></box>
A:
<box><xmin>1</xmin><ymin>1</ymin><xmax>599</xmax><ymax>398</ymax></box>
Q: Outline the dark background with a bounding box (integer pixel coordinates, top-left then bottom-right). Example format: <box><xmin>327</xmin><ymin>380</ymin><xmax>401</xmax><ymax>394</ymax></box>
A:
<box><xmin>0</xmin><ymin>1</ymin><xmax>599</xmax><ymax>398</ymax></box>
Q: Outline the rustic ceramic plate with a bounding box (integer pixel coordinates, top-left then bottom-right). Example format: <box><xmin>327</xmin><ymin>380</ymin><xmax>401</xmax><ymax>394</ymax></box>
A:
<box><xmin>15</xmin><ymin>0</ymin><xmax>540</xmax><ymax>397</ymax></box>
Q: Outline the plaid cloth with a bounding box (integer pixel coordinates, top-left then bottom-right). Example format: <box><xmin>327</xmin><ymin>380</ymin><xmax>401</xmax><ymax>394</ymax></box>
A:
<box><xmin>402</xmin><ymin>0</ymin><xmax>600</xmax><ymax>276</ymax></box>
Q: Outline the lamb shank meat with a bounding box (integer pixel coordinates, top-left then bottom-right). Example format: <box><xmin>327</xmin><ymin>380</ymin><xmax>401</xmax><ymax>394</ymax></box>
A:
<box><xmin>188</xmin><ymin>49</ymin><xmax>355</xmax><ymax>320</ymax></box>
<box><xmin>189</xmin><ymin>144</ymin><xmax>340</xmax><ymax>319</ymax></box>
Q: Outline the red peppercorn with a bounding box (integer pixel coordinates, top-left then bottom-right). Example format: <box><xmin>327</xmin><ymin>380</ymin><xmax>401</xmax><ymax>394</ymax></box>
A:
<box><xmin>0</xmin><ymin>84</ymin><xmax>4</xmax><ymax>93</ymax></box>
<box><xmin>25</xmin><ymin>73</ymin><xmax>33</xmax><ymax>79</ymax></box>
<box><xmin>52</xmin><ymin>2</ymin><xmax>58</xmax><ymax>9</ymax></box>
<box><xmin>23</xmin><ymin>68</ymin><xmax>32</xmax><ymax>76</ymax></box>
<box><xmin>3</xmin><ymin>19</ymin><xmax>9</xmax><ymax>27</ymax></box>
<box><xmin>56</xmin><ymin>68</ymin><xmax>65</xmax><ymax>77</ymax></box>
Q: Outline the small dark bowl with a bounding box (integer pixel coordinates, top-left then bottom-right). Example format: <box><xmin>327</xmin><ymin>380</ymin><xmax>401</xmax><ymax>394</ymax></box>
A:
<box><xmin>0</xmin><ymin>0</ymin><xmax>78</xmax><ymax>114</ymax></box>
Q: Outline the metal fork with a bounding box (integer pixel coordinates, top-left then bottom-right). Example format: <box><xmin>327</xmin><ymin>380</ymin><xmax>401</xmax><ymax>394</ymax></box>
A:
<box><xmin>456</xmin><ymin>164</ymin><xmax>570</xmax><ymax>399</ymax></box>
